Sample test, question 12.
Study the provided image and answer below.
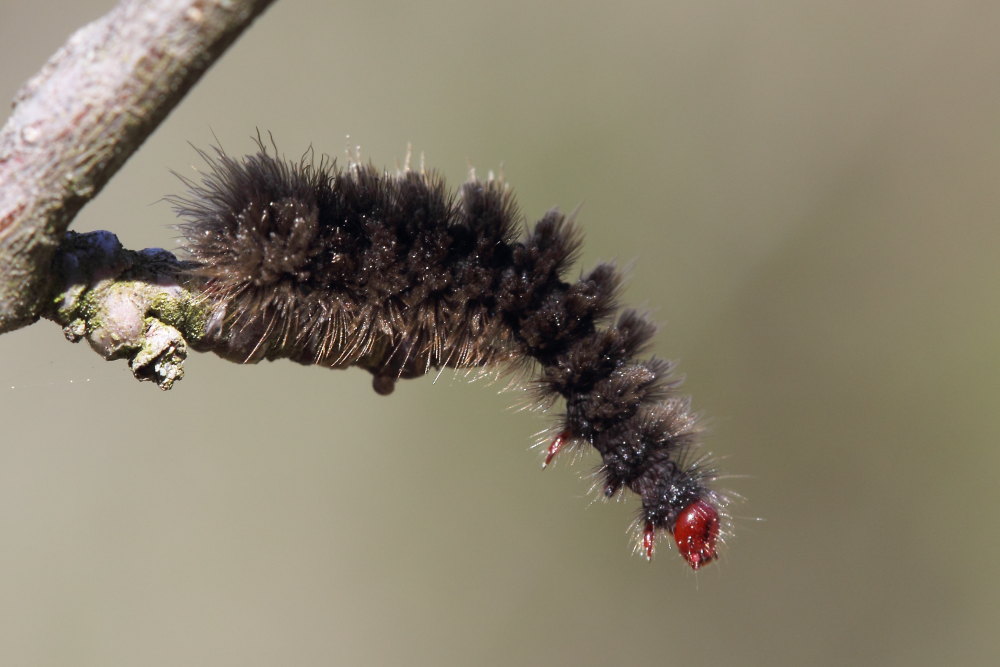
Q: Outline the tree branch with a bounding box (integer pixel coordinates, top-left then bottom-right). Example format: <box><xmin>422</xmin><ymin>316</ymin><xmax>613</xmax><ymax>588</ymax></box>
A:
<box><xmin>0</xmin><ymin>0</ymin><xmax>275</xmax><ymax>334</ymax></box>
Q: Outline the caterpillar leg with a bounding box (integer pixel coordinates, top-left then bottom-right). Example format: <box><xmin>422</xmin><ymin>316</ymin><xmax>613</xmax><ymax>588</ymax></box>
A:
<box><xmin>541</xmin><ymin>431</ymin><xmax>569</xmax><ymax>469</ymax></box>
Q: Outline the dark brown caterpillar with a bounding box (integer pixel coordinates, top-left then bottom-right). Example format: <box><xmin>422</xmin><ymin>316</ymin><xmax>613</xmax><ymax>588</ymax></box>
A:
<box><xmin>170</xmin><ymin>140</ymin><xmax>730</xmax><ymax>569</ymax></box>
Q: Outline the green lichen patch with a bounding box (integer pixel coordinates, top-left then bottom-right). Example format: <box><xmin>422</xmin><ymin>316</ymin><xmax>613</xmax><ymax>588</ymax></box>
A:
<box><xmin>149</xmin><ymin>290</ymin><xmax>209</xmax><ymax>345</ymax></box>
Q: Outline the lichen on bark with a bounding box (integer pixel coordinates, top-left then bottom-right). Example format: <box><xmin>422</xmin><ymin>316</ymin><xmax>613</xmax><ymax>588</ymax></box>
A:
<box><xmin>47</xmin><ymin>230</ymin><xmax>207</xmax><ymax>390</ymax></box>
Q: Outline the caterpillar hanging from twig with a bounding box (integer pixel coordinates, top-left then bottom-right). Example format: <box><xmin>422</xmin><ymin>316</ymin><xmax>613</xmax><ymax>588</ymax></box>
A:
<box><xmin>170</xmin><ymin>138</ymin><xmax>732</xmax><ymax>570</ymax></box>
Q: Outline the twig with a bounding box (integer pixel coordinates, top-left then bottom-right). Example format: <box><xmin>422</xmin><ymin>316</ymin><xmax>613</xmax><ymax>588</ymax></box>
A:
<box><xmin>46</xmin><ymin>230</ymin><xmax>203</xmax><ymax>390</ymax></box>
<box><xmin>0</xmin><ymin>0</ymin><xmax>275</xmax><ymax>333</ymax></box>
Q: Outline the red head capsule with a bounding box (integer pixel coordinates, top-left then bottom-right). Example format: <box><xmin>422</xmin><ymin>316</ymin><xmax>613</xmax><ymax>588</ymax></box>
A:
<box><xmin>673</xmin><ymin>499</ymin><xmax>720</xmax><ymax>570</ymax></box>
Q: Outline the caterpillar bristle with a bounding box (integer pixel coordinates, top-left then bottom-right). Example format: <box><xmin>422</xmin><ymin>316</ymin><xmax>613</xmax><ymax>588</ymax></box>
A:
<box><xmin>170</xmin><ymin>139</ymin><xmax>731</xmax><ymax>569</ymax></box>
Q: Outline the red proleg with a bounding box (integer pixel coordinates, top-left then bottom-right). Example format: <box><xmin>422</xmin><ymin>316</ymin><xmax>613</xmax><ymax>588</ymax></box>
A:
<box><xmin>642</xmin><ymin>522</ymin><xmax>656</xmax><ymax>561</ymax></box>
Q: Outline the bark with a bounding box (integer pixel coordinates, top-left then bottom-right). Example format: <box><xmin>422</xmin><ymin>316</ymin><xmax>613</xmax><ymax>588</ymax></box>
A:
<box><xmin>46</xmin><ymin>230</ymin><xmax>202</xmax><ymax>390</ymax></box>
<box><xmin>0</xmin><ymin>0</ymin><xmax>275</xmax><ymax>333</ymax></box>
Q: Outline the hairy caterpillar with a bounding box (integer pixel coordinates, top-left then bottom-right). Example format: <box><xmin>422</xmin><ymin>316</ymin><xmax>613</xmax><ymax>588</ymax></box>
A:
<box><xmin>170</xmin><ymin>139</ymin><xmax>730</xmax><ymax>569</ymax></box>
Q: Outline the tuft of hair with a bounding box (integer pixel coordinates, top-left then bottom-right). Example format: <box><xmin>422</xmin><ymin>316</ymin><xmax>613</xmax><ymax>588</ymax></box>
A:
<box><xmin>170</xmin><ymin>138</ymin><xmax>731</xmax><ymax>568</ymax></box>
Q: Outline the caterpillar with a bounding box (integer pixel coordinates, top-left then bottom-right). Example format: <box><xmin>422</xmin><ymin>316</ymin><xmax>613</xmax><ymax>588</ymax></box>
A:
<box><xmin>170</xmin><ymin>139</ymin><xmax>730</xmax><ymax>569</ymax></box>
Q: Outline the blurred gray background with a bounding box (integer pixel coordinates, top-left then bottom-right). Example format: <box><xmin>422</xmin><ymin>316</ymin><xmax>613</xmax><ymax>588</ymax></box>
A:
<box><xmin>3</xmin><ymin>1</ymin><xmax>999</xmax><ymax>665</ymax></box>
